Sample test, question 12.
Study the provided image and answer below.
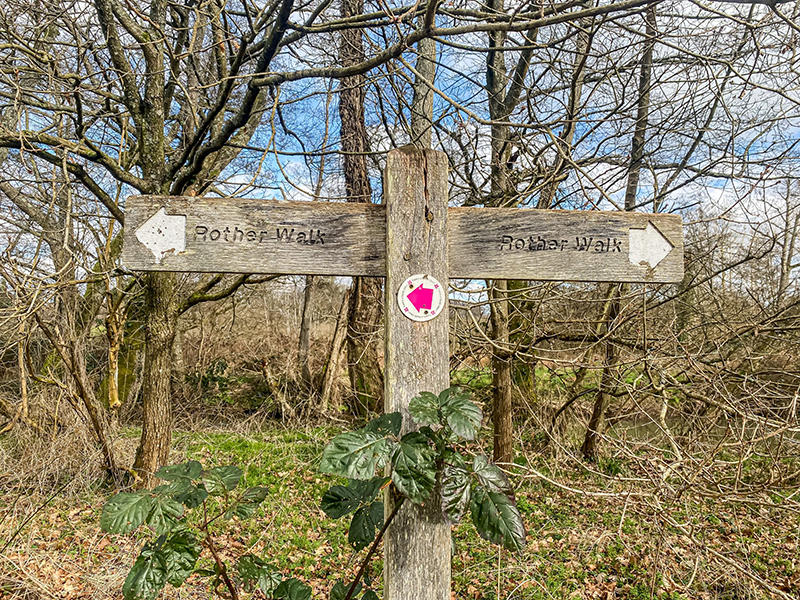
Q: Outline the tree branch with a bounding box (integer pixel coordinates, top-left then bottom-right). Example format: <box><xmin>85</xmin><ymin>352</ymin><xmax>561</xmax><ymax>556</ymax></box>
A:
<box><xmin>179</xmin><ymin>274</ymin><xmax>279</xmax><ymax>314</ymax></box>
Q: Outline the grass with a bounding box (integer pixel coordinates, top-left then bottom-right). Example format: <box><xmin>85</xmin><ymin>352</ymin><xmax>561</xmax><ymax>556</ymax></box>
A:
<box><xmin>451</xmin><ymin>365</ymin><xmax>596</xmax><ymax>395</ymax></box>
<box><xmin>452</xmin><ymin>367</ymin><xmax>494</xmax><ymax>390</ymax></box>
<box><xmin>1</xmin><ymin>419</ymin><xmax>799</xmax><ymax>599</ymax></box>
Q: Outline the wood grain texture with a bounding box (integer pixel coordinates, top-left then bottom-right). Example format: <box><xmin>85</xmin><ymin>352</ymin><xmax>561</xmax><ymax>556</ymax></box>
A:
<box><xmin>123</xmin><ymin>196</ymin><xmax>386</xmax><ymax>276</ymax></box>
<box><xmin>383</xmin><ymin>146</ymin><xmax>451</xmax><ymax>600</ymax></box>
<box><xmin>449</xmin><ymin>207</ymin><xmax>683</xmax><ymax>282</ymax></box>
<box><xmin>123</xmin><ymin>198</ymin><xmax>684</xmax><ymax>283</ymax></box>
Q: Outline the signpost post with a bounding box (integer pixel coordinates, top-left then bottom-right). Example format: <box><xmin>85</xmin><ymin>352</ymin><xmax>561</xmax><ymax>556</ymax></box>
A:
<box><xmin>123</xmin><ymin>146</ymin><xmax>684</xmax><ymax>600</ymax></box>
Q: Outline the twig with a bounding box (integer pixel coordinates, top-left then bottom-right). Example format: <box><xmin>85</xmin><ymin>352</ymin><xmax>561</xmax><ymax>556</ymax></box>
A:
<box><xmin>202</xmin><ymin>500</ymin><xmax>239</xmax><ymax>600</ymax></box>
<box><xmin>660</xmin><ymin>510</ymin><xmax>796</xmax><ymax>600</ymax></box>
<box><xmin>344</xmin><ymin>496</ymin><xmax>405</xmax><ymax>600</ymax></box>
<box><xmin>1</xmin><ymin>452</ymin><xmax>97</xmax><ymax>554</ymax></box>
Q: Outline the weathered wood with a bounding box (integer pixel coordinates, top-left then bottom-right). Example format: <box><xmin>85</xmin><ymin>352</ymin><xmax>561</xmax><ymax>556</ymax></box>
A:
<box><xmin>123</xmin><ymin>197</ymin><xmax>684</xmax><ymax>283</ymax></box>
<box><xmin>450</xmin><ymin>207</ymin><xmax>683</xmax><ymax>283</ymax></box>
<box><xmin>123</xmin><ymin>196</ymin><xmax>385</xmax><ymax>276</ymax></box>
<box><xmin>384</xmin><ymin>146</ymin><xmax>451</xmax><ymax>600</ymax></box>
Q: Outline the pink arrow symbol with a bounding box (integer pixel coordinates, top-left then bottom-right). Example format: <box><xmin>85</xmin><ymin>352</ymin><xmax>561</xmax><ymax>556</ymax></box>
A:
<box><xmin>407</xmin><ymin>284</ymin><xmax>434</xmax><ymax>311</ymax></box>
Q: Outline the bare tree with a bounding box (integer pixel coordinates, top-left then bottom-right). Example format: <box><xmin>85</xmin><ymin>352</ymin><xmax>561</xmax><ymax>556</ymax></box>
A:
<box><xmin>338</xmin><ymin>0</ymin><xmax>384</xmax><ymax>416</ymax></box>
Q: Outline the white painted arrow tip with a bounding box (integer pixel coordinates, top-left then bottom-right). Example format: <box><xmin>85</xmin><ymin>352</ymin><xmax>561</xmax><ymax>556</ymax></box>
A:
<box><xmin>629</xmin><ymin>221</ymin><xmax>673</xmax><ymax>269</ymax></box>
<box><xmin>135</xmin><ymin>207</ymin><xmax>187</xmax><ymax>264</ymax></box>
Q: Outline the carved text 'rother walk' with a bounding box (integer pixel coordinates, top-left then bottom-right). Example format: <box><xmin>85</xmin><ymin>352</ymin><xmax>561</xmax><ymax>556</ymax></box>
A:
<box><xmin>124</xmin><ymin>196</ymin><xmax>683</xmax><ymax>284</ymax></box>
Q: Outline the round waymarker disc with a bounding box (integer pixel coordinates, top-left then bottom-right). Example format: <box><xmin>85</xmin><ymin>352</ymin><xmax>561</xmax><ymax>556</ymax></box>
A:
<box><xmin>396</xmin><ymin>274</ymin><xmax>446</xmax><ymax>322</ymax></box>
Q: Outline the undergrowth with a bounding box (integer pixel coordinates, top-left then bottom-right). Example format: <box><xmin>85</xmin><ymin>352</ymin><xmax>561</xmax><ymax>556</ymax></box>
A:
<box><xmin>0</xmin><ymin>414</ymin><xmax>797</xmax><ymax>599</ymax></box>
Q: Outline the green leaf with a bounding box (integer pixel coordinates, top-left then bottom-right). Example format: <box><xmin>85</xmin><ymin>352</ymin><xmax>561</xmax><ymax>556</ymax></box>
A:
<box><xmin>331</xmin><ymin>581</ymin><xmax>361</xmax><ymax>600</ymax></box>
<box><xmin>202</xmin><ymin>465</ymin><xmax>243</xmax><ymax>495</ymax></box>
<box><xmin>321</xmin><ymin>485</ymin><xmax>359</xmax><ymax>519</ymax></box>
<box><xmin>348</xmin><ymin>502</ymin><xmax>384</xmax><ymax>551</ymax></box>
<box><xmin>362</xmin><ymin>412</ymin><xmax>402</xmax><ymax>436</ymax></box>
<box><xmin>362</xmin><ymin>591</ymin><xmax>379</xmax><ymax>600</ymax></box>
<box><xmin>320</xmin><ymin>430</ymin><xmax>394</xmax><ymax>480</ymax></box>
<box><xmin>330</xmin><ymin>581</ymin><xmax>347</xmax><ymax>600</ymax></box>
<box><xmin>122</xmin><ymin>541</ymin><xmax>167</xmax><ymax>600</ymax></box>
<box><xmin>242</xmin><ymin>486</ymin><xmax>269</xmax><ymax>503</ymax></box>
<box><xmin>260</xmin><ymin>570</ymin><xmax>284</xmax><ymax>596</ymax></box>
<box><xmin>321</xmin><ymin>477</ymin><xmax>388</xmax><ymax>519</ymax></box>
<box><xmin>153</xmin><ymin>479</ymin><xmax>192</xmax><ymax>498</ymax></box>
<box><xmin>238</xmin><ymin>554</ymin><xmax>282</xmax><ymax>595</ymax></box>
<box><xmin>172</xmin><ymin>483</ymin><xmax>208</xmax><ymax>508</ymax></box>
<box><xmin>228</xmin><ymin>501</ymin><xmax>257</xmax><ymax>519</ymax></box>
<box><xmin>408</xmin><ymin>391</ymin><xmax>441</xmax><ymax>426</ymax></box>
<box><xmin>101</xmin><ymin>492</ymin><xmax>154</xmax><ymax>534</ymax></box>
<box><xmin>369</xmin><ymin>501</ymin><xmax>384</xmax><ymax>527</ymax></box>
<box><xmin>391</xmin><ymin>432</ymin><xmax>436</xmax><ymax>503</ymax></box>
<box><xmin>274</xmin><ymin>577</ymin><xmax>312</xmax><ymax>600</ymax></box>
<box><xmin>354</xmin><ymin>477</ymin><xmax>389</xmax><ymax>501</ymax></box>
<box><xmin>470</xmin><ymin>487</ymin><xmax>526</xmax><ymax>552</ymax></box>
<box><xmin>154</xmin><ymin>461</ymin><xmax>202</xmax><ymax>482</ymax></box>
<box><xmin>228</xmin><ymin>485</ymin><xmax>270</xmax><ymax>519</ymax></box>
<box><xmin>440</xmin><ymin>388</ymin><xmax>482</xmax><ymax>440</ymax></box>
<box><xmin>418</xmin><ymin>425</ymin><xmax>441</xmax><ymax>444</ymax></box>
<box><xmin>347</xmin><ymin>505</ymin><xmax>374</xmax><ymax>552</ymax></box>
<box><xmin>146</xmin><ymin>496</ymin><xmax>184</xmax><ymax>535</ymax></box>
<box><xmin>441</xmin><ymin>452</ymin><xmax>470</xmax><ymax>524</ymax></box>
<box><xmin>161</xmin><ymin>530</ymin><xmax>201</xmax><ymax>587</ymax></box>
<box><xmin>472</xmin><ymin>455</ymin><xmax>513</xmax><ymax>496</ymax></box>
<box><xmin>238</xmin><ymin>555</ymin><xmax>259</xmax><ymax>588</ymax></box>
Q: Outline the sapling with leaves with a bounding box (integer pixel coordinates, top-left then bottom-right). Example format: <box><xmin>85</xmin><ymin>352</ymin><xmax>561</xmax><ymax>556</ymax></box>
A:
<box><xmin>319</xmin><ymin>387</ymin><xmax>526</xmax><ymax>599</ymax></box>
<box><xmin>101</xmin><ymin>461</ymin><xmax>311</xmax><ymax>600</ymax></box>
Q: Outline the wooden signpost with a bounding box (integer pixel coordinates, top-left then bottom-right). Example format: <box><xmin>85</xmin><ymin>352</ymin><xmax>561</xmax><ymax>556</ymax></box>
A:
<box><xmin>123</xmin><ymin>146</ymin><xmax>683</xmax><ymax>600</ymax></box>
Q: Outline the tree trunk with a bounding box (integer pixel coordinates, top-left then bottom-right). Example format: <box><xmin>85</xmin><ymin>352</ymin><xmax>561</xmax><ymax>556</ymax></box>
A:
<box><xmin>582</xmin><ymin>11</ymin><xmax>656</xmax><ymax>459</ymax></box>
<box><xmin>133</xmin><ymin>272</ymin><xmax>179</xmax><ymax>484</ymax></box>
<box><xmin>17</xmin><ymin>324</ymin><xmax>28</xmax><ymax>422</ymax></box>
<box><xmin>105</xmin><ymin>295</ymin><xmax>124</xmax><ymax>414</ymax></box>
<box><xmin>339</xmin><ymin>0</ymin><xmax>384</xmax><ymax>416</ymax></box>
<box><xmin>124</xmin><ymin>349</ymin><xmax>145</xmax><ymax>410</ymax></box>
<box><xmin>624</xmin><ymin>4</ymin><xmax>656</xmax><ymax>212</ymax></box>
<box><xmin>490</xmin><ymin>281</ymin><xmax>514</xmax><ymax>465</ymax></box>
<box><xmin>320</xmin><ymin>288</ymin><xmax>350</xmax><ymax>414</ymax></box>
<box><xmin>538</xmin><ymin>9</ymin><xmax>594</xmax><ymax>209</ymax></box>
<box><xmin>581</xmin><ymin>338</ymin><xmax>619</xmax><ymax>460</ymax></box>
<box><xmin>107</xmin><ymin>336</ymin><xmax>121</xmax><ymax>412</ymax></box>
<box><xmin>581</xmin><ymin>284</ymin><xmax>624</xmax><ymax>460</ymax></box>
<box><xmin>778</xmin><ymin>186</ymin><xmax>799</xmax><ymax>304</ymax></box>
<box><xmin>298</xmin><ymin>275</ymin><xmax>315</xmax><ymax>386</ymax></box>
<box><xmin>483</xmin><ymin>4</ymin><xmax>516</xmax><ymax>465</ymax></box>
<box><xmin>346</xmin><ymin>277</ymin><xmax>384</xmax><ymax>416</ymax></box>
<box><xmin>410</xmin><ymin>24</ymin><xmax>436</xmax><ymax>148</ymax></box>
<box><xmin>73</xmin><ymin>339</ymin><xmax>119</xmax><ymax>470</ymax></box>
<box><xmin>583</xmin><ymin>11</ymin><xmax>656</xmax><ymax>460</ymax></box>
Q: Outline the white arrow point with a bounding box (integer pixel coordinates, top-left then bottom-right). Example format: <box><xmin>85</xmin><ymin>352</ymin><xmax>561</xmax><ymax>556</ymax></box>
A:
<box><xmin>629</xmin><ymin>221</ymin><xmax>673</xmax><ymax>269</ymax></box>
<box><xmin>135</xmin><ymin>207</ymin><xmax>186</xmax><ymax>263</ymax></box>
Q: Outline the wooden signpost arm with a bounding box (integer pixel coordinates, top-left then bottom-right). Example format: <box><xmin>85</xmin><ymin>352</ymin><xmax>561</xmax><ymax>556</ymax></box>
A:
<box><xmin>384</xmin><ymin>146</ymin><xmax>451</xmax><ymax>600</ymax></box>
<box><xmin>123</xmin><ymin>198</ymin><xmax>683</xmax><ymax>284</ymax></box>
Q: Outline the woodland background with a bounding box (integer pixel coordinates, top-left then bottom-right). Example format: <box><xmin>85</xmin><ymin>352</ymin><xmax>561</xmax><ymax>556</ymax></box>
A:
<box><xmin>0</xmin><ymin>0</ymin><xmax>799</xmax><ymax>597</ymax></box>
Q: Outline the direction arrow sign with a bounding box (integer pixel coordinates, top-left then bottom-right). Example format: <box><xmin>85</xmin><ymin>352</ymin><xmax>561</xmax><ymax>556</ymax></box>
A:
<box><xmin>396</xmin><ymin>274</ymin><xmax>447</xmax><ymax>322</ymax></box>
<box><xmin>408</xmin><ymin>284</ymin><xmax>433</xmax><ymax>310</ymax></box>
<box><xmin>123</xmin><ymin>196</ymin><xmax>683</xmax><ymax>283</ymax></box>
<box><xmin>629</xmin><ymin>221</ymin><xmax>673</xmax><ymax>268</ymax></box>
<box><xmin>134</xmin><ymin>207</ymin><xmax>186</xmax><ymax>263</ymax></box>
